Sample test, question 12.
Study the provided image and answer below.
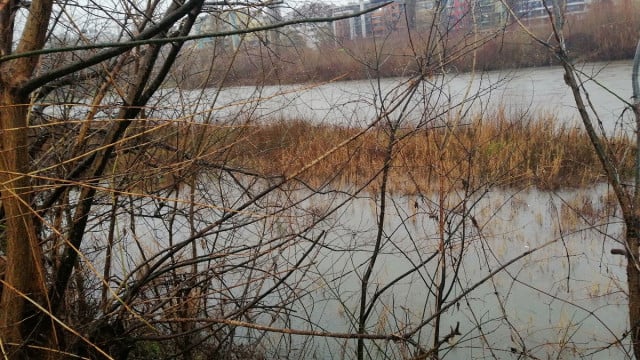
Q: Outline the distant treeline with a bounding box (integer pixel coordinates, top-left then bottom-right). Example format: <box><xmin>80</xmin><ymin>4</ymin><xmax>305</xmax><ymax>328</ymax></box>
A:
<box><xmin>172</xmin><ymin>1</ymin><xmax>639</xmax><ymax>88</ymax></box>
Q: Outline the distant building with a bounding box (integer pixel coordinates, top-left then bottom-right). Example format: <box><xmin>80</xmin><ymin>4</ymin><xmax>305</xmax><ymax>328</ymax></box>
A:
<box><xmin>332</xmin><ymin>0</ymin><xmax>438</xmax><ymax>39</ymax></box>
<box><xmin>332</xmin><ymin>3</ymin><xmax>373</xmax><ymax>41</ymax></box>
<box><xmin>328</xmin><ymin>0</ymin><xmax>597</xmax><ymax>40</ymax></box>
<box><xmin>415</xmin><ymin>0</ymin><xmax>442</xmax><ymax>31</ymax></box>
<box><xmin>517</xmin><ymin>0</ymin><xmax>592</xmax><ymax>19</ymax></box>
<box><xmin>193</xmin><ymin>10</ymin><xmax>257</xmax><ymax>50</ymax></box>
<box><xmin>565</xmin><ymin>0</ymin><xmax>590</xmax><ymax>12</ymax></box>
<box><xmin>476</xmin><ymin>0</ymin><xmax>510</xmax><ymax>28</ymax></box>
<box><xmin>443</xmin><ymin>0</ymin><xmax>473</xmax><ymax>28</ymax></box>
<box><xmin>287</xmin><ymin>3</ymin><xmax>335</xmax><ymax>49</ymax></box>
<box><xmin>370</xmin><ymin>1</ymin><xmax>405</xmax><ymax>36</ymax></box>
<box><xmin>517</xmin><ymin>0</ymin><xmax>547</xmax><ymax>18</ymax></box>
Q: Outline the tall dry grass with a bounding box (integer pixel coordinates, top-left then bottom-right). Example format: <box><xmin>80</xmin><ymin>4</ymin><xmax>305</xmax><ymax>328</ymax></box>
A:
<box><xmin>173</xmin><ymin>1</ymin><xmax>639</xmax><ymax>88</ymax></box>
<box><xmin>129</xmin><ymin>110</ymin><xmax>634</xmax><ymax>195</ymax></box>
<box><xmin>453</xmin><ymin>1</ymin><xmax>640</xmax><ymax>71</ymax></box>
<box><xmin>173</xmin><ymin>35</ymin><xmax>420</xmax><ymax>89</ymax></box>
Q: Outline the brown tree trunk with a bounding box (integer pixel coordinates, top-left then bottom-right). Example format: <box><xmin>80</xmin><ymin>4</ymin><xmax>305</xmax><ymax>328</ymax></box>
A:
<box><xmin>630</xmin><ymin>38</ymin><xmax>640</xmax><ymax>360</ymax></box>
<box><xmin>627</xmin><ymin>224</ymin><xmax>640</xmax><ymax>358</ymax></box>
<box><xmin>0</xmin><ymin>0</ymin><xmax>56</xmax><ymax>356</ymax></box>
<box><xmin>0</xmin><ymin>89</ymin><xmax>52</xmax><ymax>358</ymax></box>
<box><xmin>552</xmin><ymin>34</ymin><xmax>640</xmax><ymax>359</ymax></box>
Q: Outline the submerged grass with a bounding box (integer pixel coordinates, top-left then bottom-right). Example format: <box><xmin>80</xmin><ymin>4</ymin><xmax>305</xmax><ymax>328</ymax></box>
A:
<box><xmin>128</xmin><ymin>110</ymin><xmax>634</xmax><ymax>195</ymax></box>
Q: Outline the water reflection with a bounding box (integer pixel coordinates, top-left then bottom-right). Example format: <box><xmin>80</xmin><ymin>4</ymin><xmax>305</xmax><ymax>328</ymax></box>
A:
<box><xmin>98</xmin><ymin>181</ymin><xmax>630</xmax><ymax>359</ymax></box>
<box><xmin>294</xmin><ymin>184</ymin><xmax>628</xmax><ymax>358</ymax></box>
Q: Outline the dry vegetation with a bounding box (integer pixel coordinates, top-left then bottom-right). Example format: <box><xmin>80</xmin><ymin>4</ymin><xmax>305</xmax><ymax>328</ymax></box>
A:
<box><xmin>471</xmin><ymin>0</ymin><xmax>640</xmax><ymax>70</ymax></box>
<box><xmin>123</xmin><ymin>109</ymin><xmax>634</xmax><ymax>195</ymax></box>
<box><xmin>173</xmin><ymin>1</ymin><xmax>640</xmax><ymax>88</ymax></box>
<box><xmin>4</xmin><ymin>0</ymin><xmax>637</xmax><ymax>358</ymax></box>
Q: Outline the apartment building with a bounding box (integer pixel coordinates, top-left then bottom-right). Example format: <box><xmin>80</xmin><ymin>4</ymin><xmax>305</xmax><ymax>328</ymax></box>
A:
<box><xmin>332</xmin><ymin>2</ymin><xmax>373</xmax><ymax>41</ymax></box>
<box><xmin>517</xmin><ymin>0</ymin><xmax>592</xmax><ymax>19</ymax></box>
<box><xmin>333</xmin><ymin>0</ymin><xmax>441</xmax><ymax>40</ymax></box>
<box><xmin>370</xmin><ymin>1</ymin><xmax>405</xmax><ymax>36</ymax></box>
<box><xmin>330</xmin><ymin>0</ymin><xmax>597</xmax><ymax>42</ymax></box>
<box><xmin>477</xmin><ymin>0</ymin><xmax>510</xmax><ymax>28</ymax></box>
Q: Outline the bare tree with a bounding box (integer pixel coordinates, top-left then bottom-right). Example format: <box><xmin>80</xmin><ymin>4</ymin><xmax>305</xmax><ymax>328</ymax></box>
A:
<box><xmin>505</xmin><ymin>0</ymin><xmax>640</xmax><ymax>357</ymax></box>
<box><xmin>1</xmin><ymin>0</ymin><xmax>630</xmax><ymax>359</ymax></box>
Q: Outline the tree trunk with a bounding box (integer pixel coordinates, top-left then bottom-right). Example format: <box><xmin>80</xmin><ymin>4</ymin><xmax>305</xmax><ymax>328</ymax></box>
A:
<box><xmin>0</xmin><ymin>0</ymin><xmax>58</xmax><ymax>356</ymax></box>
<box><xmin>551</xmin><ymin>33</ymin><xmax>640</xmax><ymax>360</ymax></box>
<box><xmin>627</xmin><ymin>224</ymin><xmax>640</xmax><ymax>357</ymax></box>
<box><xmin>631</xmin><ymin>39</ymin><xmax>640</xmax><ymax>358</ymax></box>
<box><xmin>0</xmin><ymin>89</ymin><xmax>52</xmax><ymax>358</ymax></box>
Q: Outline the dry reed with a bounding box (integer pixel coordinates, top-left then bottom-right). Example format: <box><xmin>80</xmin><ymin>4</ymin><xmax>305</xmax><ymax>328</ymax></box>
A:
<box><xmin>128</xmin><ymin>110</ymin><xmax>634</xmax><ymax>195</ymax></box>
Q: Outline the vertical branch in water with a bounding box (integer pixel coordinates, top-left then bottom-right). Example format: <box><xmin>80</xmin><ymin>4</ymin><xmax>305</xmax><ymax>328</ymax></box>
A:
<box><xmin>357</xmin><ymin>122</ymin><xmax>397</xmax><ymax>360</ymax></box>
<box><xmin>632</xmin><ymin>39</ymin><xmax>640</xmax><ymax>203</ymax></box>
<box><xmin>433</xmin><ymin>133</ymin><xmax>448</xmax><ymax>354</ymax></box>
<box><xmin>102</xmin><ymin>192</ymin><xmax>119</xmax><ymax>310</ymax></box>
<box><xmin>185</xmin><ymin>173</ymin><xmax>198</xmax><ymax>359</ymax></box>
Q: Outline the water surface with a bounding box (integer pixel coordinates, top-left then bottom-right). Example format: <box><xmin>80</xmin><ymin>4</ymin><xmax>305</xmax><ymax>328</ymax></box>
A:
<box><xmin>171</xmin><ymin>60</ymin><xmax>634</xmax><ymax>134</ymax></box>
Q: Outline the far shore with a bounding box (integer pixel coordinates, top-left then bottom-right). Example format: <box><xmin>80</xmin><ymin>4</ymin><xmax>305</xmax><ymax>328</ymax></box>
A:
<box><xmin>171</xmin><ymin>2</ymin><xmax>639</xmax><ymax>89</ymax></box>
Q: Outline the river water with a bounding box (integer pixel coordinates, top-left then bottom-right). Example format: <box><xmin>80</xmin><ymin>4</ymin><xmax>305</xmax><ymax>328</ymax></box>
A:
<box><xmin>174</xmin><ymin>60</ymin><xmax>635</xmax><ymax>134</ymax></box>
<box><xmin>110</xmin><ymin>182</ymin><xmax>631</xmax><ymax>358</ymax></box>
<box><xmin>282</xmin><ymin>185</ymin><xmax>629</xmax><ymax>359</ymax></box>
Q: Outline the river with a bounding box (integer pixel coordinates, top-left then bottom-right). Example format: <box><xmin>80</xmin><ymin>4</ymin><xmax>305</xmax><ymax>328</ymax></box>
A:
<box><xmin>171</xmin><ymin>60</ymin><xmax>634</xmax><ymax>134</ymax></box>
<box><xmin>108</xmin><ymin>182</ymin><xmax>630</xmax><ymax>359</ymax></box>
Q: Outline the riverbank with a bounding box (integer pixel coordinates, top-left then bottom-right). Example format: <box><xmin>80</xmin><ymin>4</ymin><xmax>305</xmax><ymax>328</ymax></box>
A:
<box><xmin>172</xmin><ymin>1</ymin><xmax>639</xmax><ymax>89</ymax></box>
